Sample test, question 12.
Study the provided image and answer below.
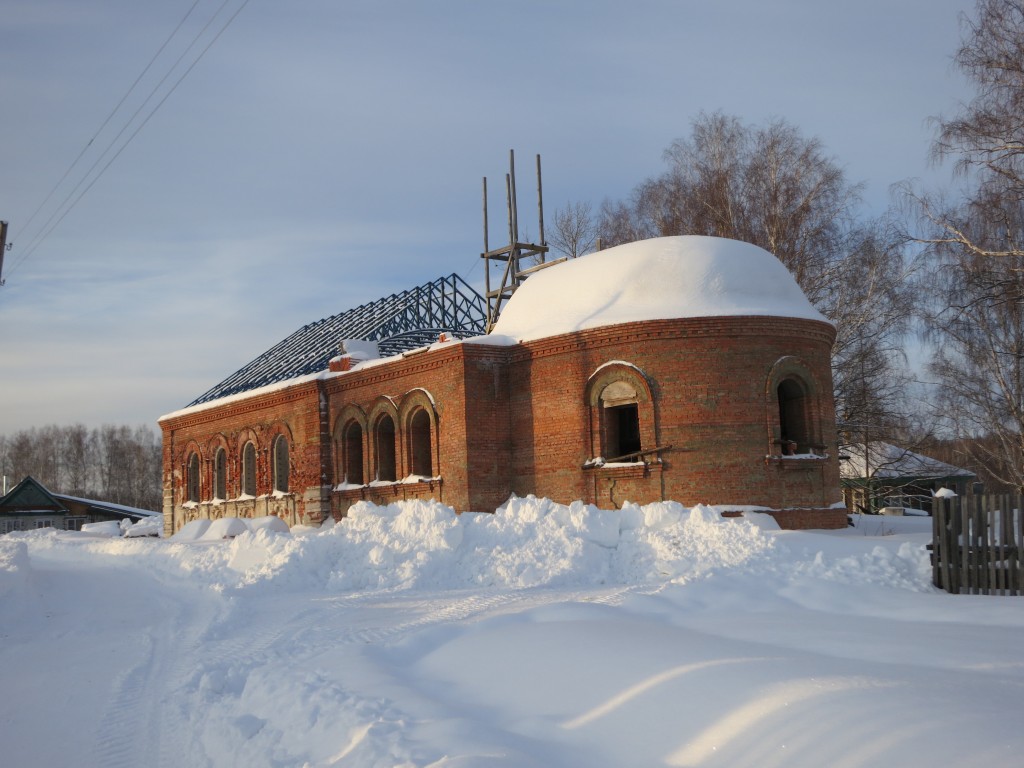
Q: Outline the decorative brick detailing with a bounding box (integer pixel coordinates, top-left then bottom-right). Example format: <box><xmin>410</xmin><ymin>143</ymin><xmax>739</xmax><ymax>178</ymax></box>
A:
<box><xmin>161</xmin><ymin>315</ymin><xmax>844</xmax><ymax>533</ymax></box>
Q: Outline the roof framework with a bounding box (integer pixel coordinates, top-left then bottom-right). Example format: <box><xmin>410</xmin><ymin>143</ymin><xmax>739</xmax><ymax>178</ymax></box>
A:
<box><xmin>189</xmin><ymin>273</ymin><xmax>487</xmax><ymax>406</ymax></box>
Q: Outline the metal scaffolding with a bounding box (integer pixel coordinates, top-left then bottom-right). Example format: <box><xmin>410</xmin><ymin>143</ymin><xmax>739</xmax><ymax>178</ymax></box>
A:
<box><xmin>481</xmin><ymin>151</ymin><xmax>565</xmax><ymax>332</ymax></box>
<box><xmin>188</xmin><ymin>273</ymin><xmax>487</xmax><ymax>406</ymax></box>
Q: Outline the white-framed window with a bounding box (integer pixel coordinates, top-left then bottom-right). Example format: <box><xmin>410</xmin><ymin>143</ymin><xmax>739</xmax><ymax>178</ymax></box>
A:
<box><xmin>214</xmin><ymin>447</ymin><xmax>227</xmax><ymax>499</ymax></box>
<box><xmin>242</xmin><ymin>441</ymin><xmax>257</xmax><ymax>496</ymax></box>
<box><xmin>272</xmin><ymin>435</ymin><xmax>289</xmax><ymax>493</ymax></box>
<box><xmin>186</xmin><ymin>452</ymin><xmax>200</xmax><ymax>502</ymax></box>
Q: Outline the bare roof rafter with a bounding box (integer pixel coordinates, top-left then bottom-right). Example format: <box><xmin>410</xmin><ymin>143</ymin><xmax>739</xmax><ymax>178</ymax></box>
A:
<box><xmin>188</xmin><ymin>273</ymin><xmax>486</xmax><ymax>406</ymax></box>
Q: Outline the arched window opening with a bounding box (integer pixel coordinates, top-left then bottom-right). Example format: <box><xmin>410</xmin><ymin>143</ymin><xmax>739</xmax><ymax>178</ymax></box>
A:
<box><xmin>409</xmin><ymin>409</ymin><xmax>432</xmax><ymax>477</ymax></box>
<box><xmin>186</xmin><ymin>452</ymin><xmax>200</xmax><ymax>502</ymax></box>
<box><xmin>777</xmin><ymin>378</ymin><xmax>810</xmax><ymax>455</ymax></box>
<box><xmin>375</xmin><ymin>414</ymin><xmax>396</xmax><ymax>482</ymax></box>
<box><xmin>242</xmin><ymin>441</ymin><xmax>257</xmax><ymax>496</ymax></box>
<box><xmin>213</xmin><ymin>447</ymin><xmax>226</xmax><ymax>500</ymax></box>
<box><xmin>343</xmin><ymin>421</ymin><xmax>364</xmax><ymax>485</ymax></box>
<box><xmin>272</xmin><ymin>435</ymin><xmax>289</xmax><ymax>493</ymax></box>
<box><xmin>600</xmin><ymin>381</ymin><xmax>642</xmax><ymax>461</ymax></box>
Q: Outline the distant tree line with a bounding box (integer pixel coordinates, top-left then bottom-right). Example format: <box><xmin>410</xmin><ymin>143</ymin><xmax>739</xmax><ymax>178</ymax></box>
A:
<box><xmin>0</xmin><ymin>424</ymin><xmax>162</xmax><ymax>511</ymax></box>
<box><xmin>547</xmin><ymin>0</ymin><xmax>1024</xmax><ymax>491</ymax></box>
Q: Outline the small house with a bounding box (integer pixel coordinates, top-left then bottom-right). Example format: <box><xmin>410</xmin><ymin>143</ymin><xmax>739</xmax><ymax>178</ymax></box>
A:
<box><xmin>0</xmin><ymin>476</ymin><xmax>161</xmax><ymax>533</ymax></box>
<box><xmin>840</xmin><ymin>441</ymin><xmax>976</xmax><ymax>514</ymax></box>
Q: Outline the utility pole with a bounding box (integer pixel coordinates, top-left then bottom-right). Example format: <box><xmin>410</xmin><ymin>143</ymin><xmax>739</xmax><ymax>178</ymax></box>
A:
<box><xmin>0</xmin><ymin>221</ymin><xmax>8</xmax><ymax>286</ymax></box>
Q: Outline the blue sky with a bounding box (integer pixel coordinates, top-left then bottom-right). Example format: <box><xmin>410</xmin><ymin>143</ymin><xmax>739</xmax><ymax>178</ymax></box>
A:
<box><xmin>1</xmin><ymin>0</ymin><xmax>973</xmax><ymax>432</ymax></box>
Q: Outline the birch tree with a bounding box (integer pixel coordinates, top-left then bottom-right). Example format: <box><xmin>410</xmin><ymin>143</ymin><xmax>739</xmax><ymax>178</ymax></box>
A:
<box><xmin>907</xmin><ymin>0</ymin><xmax>1024</xmax><ymax>488</ymax></box>
<box><xmin>596</xmin><ymin>112</ymin><xmax>916</xmax><ymax>439</ymax></box>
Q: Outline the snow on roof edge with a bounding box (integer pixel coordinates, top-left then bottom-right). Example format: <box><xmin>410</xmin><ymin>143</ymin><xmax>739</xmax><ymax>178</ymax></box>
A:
<box><xmin>491</xmin><ymin>236</ymin><xmax>830</xmax><ymax>343</ymax></box>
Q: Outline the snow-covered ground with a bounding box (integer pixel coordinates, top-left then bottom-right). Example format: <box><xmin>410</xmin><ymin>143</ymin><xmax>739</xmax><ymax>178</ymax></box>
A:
<box><xmin>2</xmin><ymin>498</ymin><xmax>1022</xmax><ymax>767</ymax></box>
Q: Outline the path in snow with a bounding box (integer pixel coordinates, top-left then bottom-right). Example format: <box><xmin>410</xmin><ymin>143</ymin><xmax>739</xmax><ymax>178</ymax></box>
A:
<box><xmin>3</xmin><ymin>505</ymin><xmax>1024</xmax><ymax>767</ymax></box>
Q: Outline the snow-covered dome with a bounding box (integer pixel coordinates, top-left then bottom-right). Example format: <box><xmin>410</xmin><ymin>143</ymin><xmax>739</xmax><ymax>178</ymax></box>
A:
<box><xmin>490</xmin><ymin>236</ymin><xmax>828</xmax><ymax>342</ymax></box>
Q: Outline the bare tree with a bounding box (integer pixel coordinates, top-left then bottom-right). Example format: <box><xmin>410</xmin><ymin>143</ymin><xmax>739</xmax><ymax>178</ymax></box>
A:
<box><xmin>597</xmin><ymin>112</ymin><xmax>917</xmax><ymax>439</ymax></box>
<box><xmin>548</xmin><ymin>201</ymin><xmax>597</xmax><ymax>259</ymax></box>
<box><xmin>905</xmin><ymin>0</ymin><xmax>1024</xmax><ymax>488</ymax></box>
<box><xmin>928</xmin><ymin>0</ymin><xmax>1024</xmax><ymax>255</ymax></box>
<box><xmin>0</xmin><ymin>423</ymin><xmax>161</xmax><ymax>509</ymax></box>
<box><xmin>62</xmin><ymin>424</ymin><xmax>95</xmax><ymax>497</ymax></box>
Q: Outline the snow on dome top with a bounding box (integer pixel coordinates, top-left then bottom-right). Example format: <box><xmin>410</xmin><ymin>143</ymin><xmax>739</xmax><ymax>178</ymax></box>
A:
<box><xmin>490</xmin><ymin>236</ymin><xmax>828</xmax><ymax>342</ymax></box>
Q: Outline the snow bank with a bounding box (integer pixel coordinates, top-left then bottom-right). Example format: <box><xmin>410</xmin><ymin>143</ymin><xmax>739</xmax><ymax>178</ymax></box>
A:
<box><xmin>123</xmin><ymin>516</ymin><xmax>162</xmax><ymax>537</ymax></box>
<box><xmin>80</xmin><ymin>520</ymin><xmax>122</xmax><ymax>538</ymax></box>
<box><xmin>491</xmin><ymin>236</ymin><xmax>828</xmax><ymax>342</ymax></box>
<box><xmin>178</xmin><ymin>497</ymin><xmax>780</xmax><ymax>592</ymax></box>
<box><xmin>1</xmin><ymin>500</ymin><xmax>934</xmax><ymax>600</ymax></box>
<box><xmin>0</xmin><ymin>539</ymin><xmax>32</xmax><ymax>601</ymax></box>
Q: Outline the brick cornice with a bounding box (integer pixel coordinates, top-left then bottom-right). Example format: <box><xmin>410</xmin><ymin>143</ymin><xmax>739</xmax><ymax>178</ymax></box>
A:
<box><xmin>509</xmin><ymin>316</ymin><xmax>836</xmax><ymax>361</ymax></box>
<box><xmin>162</xmin><ymin>380</ymin><xmax>321</xmax><ymax>431</ymax></box>
<box><xmin>322</xmin><ymin>345</ymin><xmax>469</xmax><ymax>395</ymax></box>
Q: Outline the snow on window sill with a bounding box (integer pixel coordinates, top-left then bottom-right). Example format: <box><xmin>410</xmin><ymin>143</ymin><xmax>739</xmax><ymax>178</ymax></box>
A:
<box><xmin>401</xmin><ymin>474</ymin><xmax>440</xmax><ymax>484</ymax></box>
<box><xmin>582</xmin><ymin>459</ymin><xmax>660</xmax><ymax>478</ymax></box>
<box><xmin>766</xmin><ymin>453</ymin><xmax>829</xmax><ymax>469</ymax></box>
<box><xmin>334</xmin><ymin>481</ymin><xmax>365</xmax><ymax>491</ymax></box>
<box><xmin>335</xmin><ymin>477</ymin><xmax>443</xmax><ymax>495</ymax></box>
<box><xmin>583</xmin><ymin>457</ymin><xmax>661</xmax><ymax>469</ymax></box>
<box><xmin>365</xmin><ymin>476</ymin><xmax>442</xmax><ymax>488</ymax></box>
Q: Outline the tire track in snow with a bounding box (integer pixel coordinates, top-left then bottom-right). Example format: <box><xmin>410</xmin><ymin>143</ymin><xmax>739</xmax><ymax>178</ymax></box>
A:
<box><xmin>142</xmin><ymin>583</ymin><xmax>663</xmax><ymax>766</ymax></box>
<box><xmin>305</xmin><ymin>583</ymin><xmax>656</xmax><ymax>648</ymax></box>
<box><xmin>89</xmin><ymin>582</ymin><xmax>233</xmax><ymax>768</ymax></box>
<box><xmin>90</xmin><ymin>632</ymin><xmax>159</xmax><ymax>768</ymax></box>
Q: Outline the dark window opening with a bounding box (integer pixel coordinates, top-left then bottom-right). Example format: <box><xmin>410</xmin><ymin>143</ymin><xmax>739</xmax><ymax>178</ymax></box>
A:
<box><xmin>343</xmin><ymin>421</ymin><xmax>364</xmax><ymax>485</ymax></box>
<box><xmin>777</xmin><ymin>379</ymin><xmax>810</xmax><ymax>454</ymax></box>
<box><xmin>409</xmin><ymin>409</ymin><xmax>432</xmax><ymax>477</ymax></box>
<box><xmin>214</xmin><ymin>448</ymin><xmax>227</xmax><ymax>500</ymax></box>
<box><xmin>187</xmin><ymin>452</ymin><xmax>200</xmax><ymax>502</ymax></box>
<box><xmin>598</xmin><ymin>379</ymin><xmax>643</xmax><ymax>461</ymax></box>
<box><xmin>273</xmin><ymin>435</ymin><xmax>289</xmax><ymax>493</ymax></box>
<box><xmin>242</xmin><ymin>441</ymin><xmax>257</xmax><ymax>496</ymax></box>
<box><xmin>605</xmin><ymin>403</ymin><xmax>642</xmax><ymax>460</ymax></box>
<box><xmin>376</xmin><ymin>415</ymin><xmax>396</xmax><ymax>482</ymax></box>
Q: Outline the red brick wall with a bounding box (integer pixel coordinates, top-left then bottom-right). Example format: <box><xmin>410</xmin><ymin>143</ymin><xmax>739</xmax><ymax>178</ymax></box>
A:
<box><xmin>161</xmin><ymin>314</ymin><xmax>844</xmax><ymax>533</ymax></box>
<box><xmin>159</xmin><ymin>379</ymin><xmax>324</xmax><ymax>534</ymax></box>
<box><xmin>496</xmin><ymin>316</ymin><xmax>841</xmax><ymax>517</ymax></box>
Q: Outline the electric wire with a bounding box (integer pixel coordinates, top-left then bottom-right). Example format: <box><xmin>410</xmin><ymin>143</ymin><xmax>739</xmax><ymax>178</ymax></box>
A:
<box><xmin>10</xmin><ymin>0</ymin><xmax>237</xmax><ymax>269</ymax></box>
<box><xmin>5</xmin><ymin>0</ymin><xmax>251</xmax><ymax>281</ymax></box>
<box><xmin>14</xmin><ymin>0</ymin><xmax>203</xmax><ymax>244</ymax></box>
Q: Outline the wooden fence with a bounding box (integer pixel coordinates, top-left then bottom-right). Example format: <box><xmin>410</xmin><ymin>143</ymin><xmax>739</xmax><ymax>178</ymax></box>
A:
<box><xmin>932</xmin><ymin>495</ymin><xmax>1024</xmax><ymax>596</ymax></box>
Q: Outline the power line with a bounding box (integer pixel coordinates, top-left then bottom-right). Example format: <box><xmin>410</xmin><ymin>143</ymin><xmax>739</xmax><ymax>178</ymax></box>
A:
<box><xmin>5</xmin><ymin>0</ymin><xmax>252</xmax><ymax>282</ymax></box>
<box><xmin>14</xmin><ymin>0</ymin><xmax>205</xmax><ymax>244</ymax></box>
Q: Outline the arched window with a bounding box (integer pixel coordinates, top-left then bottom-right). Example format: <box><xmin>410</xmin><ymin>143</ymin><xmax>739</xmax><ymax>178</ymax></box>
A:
<box><xmin>213</xmin><ymin>447</ymin><xmax>227</xmax><ymax>500</ymax></box>
<box><xmin>375</xmin><ymin>414</ymin><xmax>396</xmax><ymax>482</ymax></box>
<box><xmin>242</xmin><ymin>441</ymin><xmax>257</xmax><ymax>496</ymax></box>
<box><xmin>186</xmin><ymin>452</ymin><xmax>200</xmax><ymax>502</ymax></box>
<box><xmin>409</xmin><ymin>409</ymin><xmax>432</xmax><ymax>477</ymax></box>
<box><xmin>777</xmin><ymin>378</ymin><xmax>810</xmax><ymax>455</ymax></box>
<box><xmin>599</xmin><ymin>380</ymin><xmax>642</xmax><ymax>461</ymax></box>
<box><xmin>343</xmin><ymin>420</ymin><xmax>364</xmax><ymax>485</ymax></box>
<box><xmin>272</xmin><ymin>434</ymin><xmax>289</xmax><ymax>493</ymax></box>
<box><xmin>585</xmin><ymin>363</ymin><xmax>655</xmax><ymax>465</ymax></box>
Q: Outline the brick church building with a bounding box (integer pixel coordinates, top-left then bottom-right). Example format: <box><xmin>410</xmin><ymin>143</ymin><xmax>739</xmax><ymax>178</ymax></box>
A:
<box><xmin>159</xmin><ymin>236</ymin><xmax>845</xmax><ymax>535</ymax></box>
